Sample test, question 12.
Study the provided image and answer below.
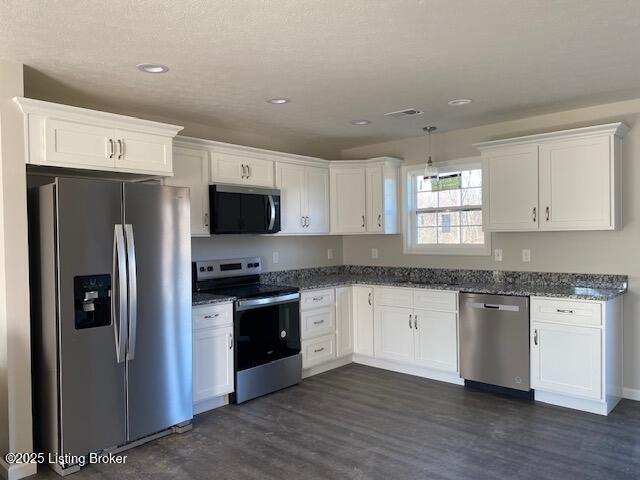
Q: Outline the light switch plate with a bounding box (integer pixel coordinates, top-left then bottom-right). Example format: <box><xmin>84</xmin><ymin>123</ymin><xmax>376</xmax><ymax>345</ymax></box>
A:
<box><xmin>272</xmin><ymin>251</ymin><xmax>279</xmax><ymax>264</ymax></box>
<box><xmin>371</xmin><ymin>248</ymin><xmax>379</xmax><ymax>259</ymax></box>
<box><xmin>494</xmin><ymin>248</ymin><xmax>503</xmax><ymax>262</ymax></box>
<box><xmin>522</xmin><ymin>249</ymin><xmax>531</xmax><ymax>263</ymax></box>
<box><xmin>327</xmin><ymin>248</ymin><xmax>333</xmax><ymax>260</ymax></box>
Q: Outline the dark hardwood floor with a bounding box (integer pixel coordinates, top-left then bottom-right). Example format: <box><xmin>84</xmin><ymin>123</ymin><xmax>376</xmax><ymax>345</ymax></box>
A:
<box><xmin>31</xmin><ymin>364</ymin><xmax>640</xmax><ymax>479</ymax></box>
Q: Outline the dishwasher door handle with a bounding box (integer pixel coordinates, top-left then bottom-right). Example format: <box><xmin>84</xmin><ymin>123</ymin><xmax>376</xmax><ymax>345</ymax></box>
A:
<box><xmin>467</xmin><ymin>302</ymin><xmax>521</xmax><ymax>312</ymax></box>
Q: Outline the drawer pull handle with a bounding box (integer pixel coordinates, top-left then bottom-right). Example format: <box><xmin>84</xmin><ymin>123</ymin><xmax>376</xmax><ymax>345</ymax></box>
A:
<box><xmin>203</xmin><ymin>313</ymin><xmax>220</xmax><ymax>319</ymax></box>
<box><xmin>313</xmin><ymin>320</ymin><xmax>324</xmax><ymax>325</ymax></box>
<box><xmin>314</xmin><ymin>347</ymin><xmax>325</xmax><ymax>353</ymax></box>
<box><xmin>556</xmin><ymin>309</ymin><xmax>574</xmax><ymax>314</ymax></box>
<box><xmin>312</xmin><ymin>297</ymin><xmax>323</xmax><ymax>301</ymax></box>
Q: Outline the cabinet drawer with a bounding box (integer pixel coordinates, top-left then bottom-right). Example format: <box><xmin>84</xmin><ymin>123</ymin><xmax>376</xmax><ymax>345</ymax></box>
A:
<box><xmin>302</xmin><ymin>334</ymin><xmax>336</xmax><ymax>369</ymax></box>
<box><xmin>374</xmin><ymin>286</ymin><xmax>413</xmax><ymax>307</ymax></box>
<box><xmin>193</xmin><ymin>303</ymin><xmax>233</xmax><ymax>330</ymax></box>
<box><xmin>531</xmin><ymin>298</ymin><xmax>602</xmax><ymax>326</ymax></box>
<box><xmin>301</xmin><ymin>307</ymin><xmax>335</xmax><ymax>340</ymax></box>
<box><xmin>413</xmin><ymin>289</ymin><xmax>457</xmax><ymax>312</ymax></box>
<box><xmin>301</xmin><ymin>289</ymin><xmax>335</xmax><ymax>311</ymax></box>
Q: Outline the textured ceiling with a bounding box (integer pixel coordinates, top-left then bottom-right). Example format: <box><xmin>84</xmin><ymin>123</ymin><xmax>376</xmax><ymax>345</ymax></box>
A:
<box><xmin>1</xmin><ymin>0</ymin><xmax>640</xmax><ymax>157</ymax></box>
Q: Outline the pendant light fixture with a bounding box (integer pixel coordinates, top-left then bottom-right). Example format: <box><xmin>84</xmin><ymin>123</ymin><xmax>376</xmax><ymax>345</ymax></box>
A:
<box><xmin>423</xmin><ymin>126</ymin><xmax>438</xmax><ymax>179</ymax></box>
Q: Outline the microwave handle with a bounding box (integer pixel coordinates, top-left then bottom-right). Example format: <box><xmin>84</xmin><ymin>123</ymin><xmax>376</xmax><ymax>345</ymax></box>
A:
<box><xmin>267</xmin><ymin>195</ymin><xmax>276</xmax><ymax>231</ymax></box>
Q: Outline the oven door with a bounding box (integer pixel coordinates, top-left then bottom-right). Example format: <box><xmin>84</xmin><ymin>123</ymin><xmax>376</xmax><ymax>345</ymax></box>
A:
<box><xmin>209</xmin><ymin>185</ymin><xmax>281</xmax><ymax>234</ymax></box>
<box><xmin>235</xmin><ymin>293</ymin><xmax>300</xmax><ymax>371</ymax></box>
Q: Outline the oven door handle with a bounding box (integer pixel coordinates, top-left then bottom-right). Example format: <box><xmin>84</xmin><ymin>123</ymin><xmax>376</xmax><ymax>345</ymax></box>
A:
<box><xmin>236</xmin><ymin>293</ymin><xmax>300</xmax><ymax>311</ymax></box>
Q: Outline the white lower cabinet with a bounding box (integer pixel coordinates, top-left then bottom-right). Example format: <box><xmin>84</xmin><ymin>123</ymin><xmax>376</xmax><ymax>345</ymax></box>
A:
<box><xmin>192</xmin><ymin>303</ymin><xmax>234</xmax><ymax>413</ymax></box>
<box><xmin>413</xmin><ymin>309</ymin><xmax>458</xmax><ymax>372</ymax></box>
<box><xmin>336</xmin><ymin>287</ymin><xmax>354</xmax><ymax>357</ymax></box>
<box><xmin>374</xmin><ymin>306</ymin><xmax>414</xmax><ymax>363</ymax></box>
<box><xmin>353</xmin><ymin>286</ymin><xmax>374</xmax><ymax>356</ymax></box>
<box><xmin>529</xmin><ymin>296</ymin><xmax>622</xmax><ymax>415</ymax></box>
<box><xmin>302</xmin><ymin>334</ymin><xmax>336</xmax><ymax>369</ymax></box>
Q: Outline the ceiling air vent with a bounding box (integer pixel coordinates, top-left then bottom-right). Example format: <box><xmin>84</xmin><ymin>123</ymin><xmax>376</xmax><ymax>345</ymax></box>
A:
<box><xmin>384</xmin><ymin>108</ymin><xmax>424</xmax><ymax>119</ymax></box>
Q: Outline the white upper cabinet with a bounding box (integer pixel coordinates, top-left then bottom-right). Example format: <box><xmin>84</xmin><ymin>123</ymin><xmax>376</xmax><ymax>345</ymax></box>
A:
<box><xmin>211</xmin><ymin>149</ymin><xmax>274</xmax><ymax>187</ymax></box>
<box><xmin>484</xmin><ymin>145</ymin><xmax>540</xmax><ymax>231</ymax></box>
<box><xmin>331</xmin><ymin>166</ymin><xmax>367</xmax><ymax>233</ymax></box>
<box><xmin>15</xmin><ymin>97</ymin><xmax>182</xmax><ymax>175</ymax></box>
<box><xmin>164</xmin><ymin>144</ymin><xmax>210</xmax><ymax>236</ymax></box>
<box><xmin>276</xmin><ymin>161</ymin><xmax>330</xmax><ymax>234</ymax></box>
<box><xmin>330</xmin><ymin>157</ymin><xmax>401</xmax><ymax>235</ymax></box>
<box><xmin>476</xmin><ymin>123</ymin><xmax>627</xmax><ymax>232</ymax></box>
<box><xmin>539</xmin><ymin>136</ymin><xmax>613</xmax><ymax>230</ymax></box>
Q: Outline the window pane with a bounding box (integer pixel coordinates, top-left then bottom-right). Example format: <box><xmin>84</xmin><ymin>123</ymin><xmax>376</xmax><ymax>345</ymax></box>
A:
<box><xmin>417</xmin><ymin>176</ymin><xmax>433</xmax><ymax>192</ymax></box>
<box><xmin>438</xmin><ymin>226</ymin><xmax>460</xmax><ymax>244</ymax></box>
<box><xmin>438</xmin><ymin>189</ymin><xmax>461</xmax><ymax>207</ymax></box>
<box><xmin>461</xmin><ymin>210</ymin><xmax>482</xmax><ymax>226</ymax></box>
<box><xmin>417</xmin><ymin>191</ymin><xmax>438</xmax><ymax>208</ymax></box>
<box><xmin>417</xmin><ymin>227</ymin><xmax>437</xmax><ymax>244</ymax></box>
<box><xmin>461</xmin><ymin>187</ymin><xmax>482</xmax><ymax>206</ymax></box>
<box><xmin>417</xmin><ymin>212</ymin><xmax>437</xmax><ymax>227</ymax></box>
<box><xmin>462</xmin><ymin>226</ymin><xmax>484</xmax><ymax>244</ymax></box>
<box><xmin>462</xmin><ymin>169</ymin><xmax>482</xmax><ymax>188</ymax></box>
<box><xmin>438</xmin><ymin>211</ymin><xmax>460</xmax><ymax>229</ymax></box>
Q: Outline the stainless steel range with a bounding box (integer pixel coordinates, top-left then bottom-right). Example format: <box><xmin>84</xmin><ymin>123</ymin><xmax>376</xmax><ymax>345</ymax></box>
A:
<box><xmin>193</xmin><ymin>257</ymin><xmax>302</xmax><ymax>403</ymax></box>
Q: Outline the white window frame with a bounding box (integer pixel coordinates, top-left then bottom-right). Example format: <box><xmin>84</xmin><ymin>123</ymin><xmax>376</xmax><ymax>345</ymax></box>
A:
<box><xmin>402</xmin><ymin>156</ymin><xmax>491</xmax><ymax>255</ymax></box>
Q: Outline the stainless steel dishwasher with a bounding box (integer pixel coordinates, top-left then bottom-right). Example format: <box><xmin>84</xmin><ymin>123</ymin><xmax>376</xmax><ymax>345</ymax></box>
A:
<box><xmin>459</xmin><ymin>293</ymin><xmax>530</xmax><ymax>393</ymax></box>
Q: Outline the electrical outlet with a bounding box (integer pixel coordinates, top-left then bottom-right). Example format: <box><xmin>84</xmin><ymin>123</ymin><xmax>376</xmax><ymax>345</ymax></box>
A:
<box><xmin>327</xmin><ymin>248</ymin><xmax>334</xmax><ymax>260</ymax></box>
<box><xmin>494</xmin><ymin>248</ymin><xmax>503</xmax><ymax>262</ymax></box>
<box><xmin>522</xmin><ymin>249</ymin><xmax>531</xmax><ymax>263</ymax></box>
<box><xmin>371</xmin><ymin>248</ymin><xmax>379</xmax><ymax>259</ymax></box>
<box><xmin>272</xmin><ymin>251</ymin><xmax>279</xmax><ymax>264</ymax></box>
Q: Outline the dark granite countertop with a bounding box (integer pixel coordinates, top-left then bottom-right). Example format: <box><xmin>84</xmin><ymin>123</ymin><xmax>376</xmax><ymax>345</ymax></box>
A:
<box><xmin>278</xmin><ymin>274</ymin><xmax>626</xmax><ymax>301</ymax></box>
<box><xmin>192</xmin><ymin>292</ymin><xmax>236</xmax><ymax>306</ymax></box>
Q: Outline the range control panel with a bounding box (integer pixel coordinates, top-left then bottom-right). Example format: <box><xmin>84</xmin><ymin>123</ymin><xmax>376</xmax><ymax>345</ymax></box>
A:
<box><xmin>194</xmin><ymin>257</ymin><xmax>263</xmax><ymax>281</ymax></box>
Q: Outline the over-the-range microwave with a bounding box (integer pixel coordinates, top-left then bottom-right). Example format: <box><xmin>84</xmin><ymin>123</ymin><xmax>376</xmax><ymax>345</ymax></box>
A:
<box><xmin>209</xmin><ymin>184</ymin><xmax>281</xmax><ymax>234</ymax></box>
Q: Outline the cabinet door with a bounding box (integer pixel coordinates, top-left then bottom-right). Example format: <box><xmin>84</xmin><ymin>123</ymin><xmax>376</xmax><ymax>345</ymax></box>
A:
<box><xmin>366</xmin><ymin>165</ymin><xmax>384</xmax><ymax>232</ymax></box>
<box><xmin>114</xmin><ymin>129</ymin><xmax>173</xmax><ymax>174</ymax></box>
<box><xmin>336</xmin><ymin>287</ymin><xmax>354</xmax><ymax>357</ymax></box>
<box><xmin>212</xmin><ymin>151</ymin><xmax>274</xmax><ymax>187</ymax></box>
<box><xmin>413</xmin><ymin>309</ymin><xmax>458</xmax><ymax>372</ymax></box>
<box><xmin>276</xmin><ymin>163</ymin><xmax>306</xmax><ymax>233</ymax></box>
<box><xmin>374</xmin><ymin>305</ymin><xmax>414</xmax><ymax>364</ymax></box>
<box><xmin>44</xmin><ymin>118</ymin><xmax>114</xmax><ymax>169</ymax></box>
<box><xmin>353</xmin><ymin>286</ymin><xmax>374</xmax><ymax>356</ymax></box>
<box><xmin>531</xmin><ymin>322</ymin><xmax>602</xmax><ymax>400</ymax></box>
<box><xmin>539</xmin><ymin>136</ymin><xmax>612</xmax><ymax>230</ymax></box>
<box><xmin>166</xmin><ymin>147</ymin><xmax>210</xmax><ymax>236</ymax></box>
<box><xmin>193</xmin><ymin>326</ymin><xmax>234</xmax><ymax>403</ymax></box>
<box><xmin>305</xmin><ymin>166</ymin><xmax>330</xmax><ymax>233</ymax></box>
<box><xmin>330</xmin><ymin>167</ymin><xmax>366</xmax><ymax>233</ymax></box>
<box><xmin>485</xmin><ymin>145</ymin><xmax>539</xmax><ymax>231</ymax></box>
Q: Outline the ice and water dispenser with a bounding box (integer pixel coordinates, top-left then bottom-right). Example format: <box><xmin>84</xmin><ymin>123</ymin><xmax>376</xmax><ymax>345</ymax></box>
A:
<box><xmin>73</xmin><ymin>274</ymin><xmax>112</xmax><ymax>329</ymax></box>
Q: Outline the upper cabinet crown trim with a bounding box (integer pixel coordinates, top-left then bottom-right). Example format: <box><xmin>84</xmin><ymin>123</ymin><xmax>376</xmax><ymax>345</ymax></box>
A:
<box><xmin>330</xmin><ymin>156</ymin><xmax>403</xmax><ymax>168</ymax></box>
<box><xmin>174</xmin><ymin>135</ymin><xmax>331</xmax><ymax>166</ymax></box>
<box><xmin>473</xmin><ymin>123</ymin><xmax>629</xmax><ymax>150</ymax></box>
<box><xmin>13</xmin><ymin>97</ymin><xmax>184</xmax><ymax>136</ymax></box>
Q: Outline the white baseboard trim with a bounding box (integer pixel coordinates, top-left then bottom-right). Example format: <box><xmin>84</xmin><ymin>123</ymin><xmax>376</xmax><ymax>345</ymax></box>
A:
<box><xmin>0</xmin><ymin>459</ymin><xmax>37</xmax><ymax>480</ymax></box>
<box><xmin>353</xmin><ymin>354</ymin><xmax>464</xmax><ymax>386</ymax></box>
<box><xmin>194</xmin><ymin>394</ymin><xmax>229</xmax><ymax>415</ymax></box>
<box><xmin>303</xmin><ymin>355</ymin><xmax>353</xmax><ymax>378</ymax></box>
<box><xmin>623</xmin><ymin>387</ymin><xmax>640</xmax><ymax>401</ymax></box>
<box><xmin>534</xmin><ymin>390</ymin><xmax>614</xmax><ymax>416</ymax></box>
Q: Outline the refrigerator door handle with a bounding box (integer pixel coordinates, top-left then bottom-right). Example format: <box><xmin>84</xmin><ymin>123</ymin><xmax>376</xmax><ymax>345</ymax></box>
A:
<box><xmin>112</xmin><ymin>224</ymin><xmax>128</xmax><ymax>364</ymax></box>
<box><xmin>124</xmin><ymin>224</ymin><xmax>138</xmax><ymax>361</ymax></box>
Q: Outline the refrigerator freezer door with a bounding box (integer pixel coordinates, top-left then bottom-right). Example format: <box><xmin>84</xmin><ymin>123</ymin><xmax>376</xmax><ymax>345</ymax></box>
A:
<box><xmin>124</xmin><ymin>183</ymin><xmax>193</xmax><ymax>441</ymax></box>
<box><xmin>55</xmin><ymin>178</ymin><xmax>127</xmax><ymax>456</ymax></box>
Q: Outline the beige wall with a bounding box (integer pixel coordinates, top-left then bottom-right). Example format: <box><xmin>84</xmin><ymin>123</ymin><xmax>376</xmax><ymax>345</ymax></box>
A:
<box><xmin>192</xmin><ymin>235</ymin><xmax>343</xmax><ymax>271</ymax></box>
<box><xmin>0</xmin><ymin>61</ymin><xmax>34</xmax><ymax>478</ymax></box>
<box><xmin>341</xmin><ymin>98</ymin><xmax>640</xmax><ymax>392</ymax></box>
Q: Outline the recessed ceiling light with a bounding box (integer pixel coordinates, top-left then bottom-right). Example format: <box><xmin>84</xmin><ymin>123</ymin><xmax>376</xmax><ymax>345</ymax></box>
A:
<box><xmin>136</xmin><ymin>63</ymin><xmax>169</xmax><ymax>74</ymax></box>
<box><xmin>266</xmin><ymin>98</ymin><xmax>291</xmax><ymax>104</ymax></box>
<box><xmin>350</xmin><ymin>119</ymin><xmax>371</xmax><ymax>125</ymax></box>
<box><xmin>447</xmin><ymin>98</ymin><xmax>472</xmax><ymax>106</ymax></box>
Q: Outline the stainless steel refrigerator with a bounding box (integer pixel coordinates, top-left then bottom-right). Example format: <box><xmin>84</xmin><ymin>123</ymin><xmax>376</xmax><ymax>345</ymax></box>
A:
<box><xmin>29</xmin><ymin>177</ymin><xmax>192</xmax><ymax>475</ymax></box>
